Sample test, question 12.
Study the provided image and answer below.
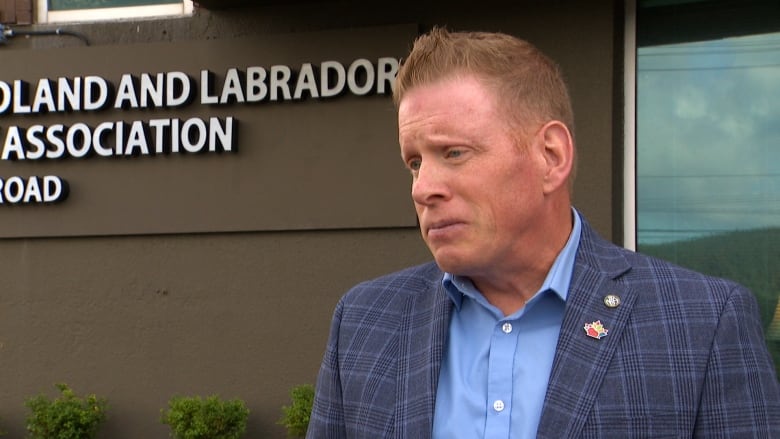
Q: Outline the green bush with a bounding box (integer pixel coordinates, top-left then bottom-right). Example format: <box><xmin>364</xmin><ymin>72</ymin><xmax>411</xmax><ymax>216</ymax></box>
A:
<box><xmin>278</xmin><ymin>384</ymin><xmax>314</xmax><ymax>438</ymax></box>
<box><xmin>25</xmin><ymin>383</ymin><xmax>108</xmax><ymax>439</ymax></box>
<box><xmin>161</xmin><ymin>395</ymin><xmax>249</xmax><ymax>439</ymax></box>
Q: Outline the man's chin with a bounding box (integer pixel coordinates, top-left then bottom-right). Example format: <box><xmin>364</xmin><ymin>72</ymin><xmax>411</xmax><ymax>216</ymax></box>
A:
<box><xmin>431</xmin><ymin>251</ymin><xmax>472</xmax><ymax>276</ymax></box>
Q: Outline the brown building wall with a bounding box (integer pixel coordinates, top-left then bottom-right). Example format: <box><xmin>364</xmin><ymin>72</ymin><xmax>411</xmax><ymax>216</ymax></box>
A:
<box><xmin>0</xmin><ymin>1</ymin><xmax>621</xmax><ymax>437</ymax></box>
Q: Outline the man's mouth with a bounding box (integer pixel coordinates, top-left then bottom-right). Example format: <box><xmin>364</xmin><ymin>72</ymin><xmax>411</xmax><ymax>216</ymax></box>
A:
<box><xmin>426</xmin><ymin>220</ymin><xmax>463</xmax><ymax>237</ymax></box>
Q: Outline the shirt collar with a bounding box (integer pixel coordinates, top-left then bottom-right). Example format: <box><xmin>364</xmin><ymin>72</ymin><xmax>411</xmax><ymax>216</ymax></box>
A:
<box><xmin>443</xmin><ymin>207</ymin><xmax>582</xmax><ymax>311</ymax></box>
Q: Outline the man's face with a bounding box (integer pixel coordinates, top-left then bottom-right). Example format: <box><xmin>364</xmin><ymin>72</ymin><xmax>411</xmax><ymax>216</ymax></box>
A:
<box><xmin>398</xmin><ymin>75</ymin><xmax>551</xmax><ymax>279</ymax></box>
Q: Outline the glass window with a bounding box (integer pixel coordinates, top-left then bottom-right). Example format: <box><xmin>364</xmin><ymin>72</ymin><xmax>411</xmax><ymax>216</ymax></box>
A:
<box><xmin>636</xmin><ymin>2</ymin><xmax>780</xmax><ymax>373</ymax></box>
<box><xmin>49</xmin><ymin>0</ymin><xmax>179</xmax><ymax>10</ymax></box>
<box><xmin>38</xmin><ymin>0</ymin><xmax>192</xmax><ymax>23</ymax></box>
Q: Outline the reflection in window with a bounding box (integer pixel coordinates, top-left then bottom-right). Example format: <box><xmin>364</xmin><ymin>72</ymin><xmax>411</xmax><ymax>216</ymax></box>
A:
<box><xmin>637</xmin><ymin>32</ymin><xmax>780</xmax><ymax>372</ymax></box>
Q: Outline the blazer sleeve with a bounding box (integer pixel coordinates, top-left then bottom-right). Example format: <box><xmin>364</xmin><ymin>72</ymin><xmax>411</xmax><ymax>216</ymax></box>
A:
<box><xmin>307</xmin><ymin>298</ymin><xmax>347</xmax><ymax>439</ymax></box>
<box><xmin>694</xmin><ymin>282</ymin><xmax>780</xmax><ymax>437</ymax></box>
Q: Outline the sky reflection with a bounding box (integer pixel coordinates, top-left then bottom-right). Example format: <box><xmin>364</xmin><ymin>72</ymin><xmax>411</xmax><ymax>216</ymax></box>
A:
<box><xmin>637</xmin><ymin>32</ymin><xmax>780</xmax><ymax>244</ymax></box>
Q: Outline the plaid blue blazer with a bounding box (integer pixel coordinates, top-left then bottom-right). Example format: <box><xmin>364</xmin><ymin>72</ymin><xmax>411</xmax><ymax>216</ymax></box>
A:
<box><xmin>308</xmin><ymin>218</ymin><xmax>780</xmax><ymax>438</ymax></box>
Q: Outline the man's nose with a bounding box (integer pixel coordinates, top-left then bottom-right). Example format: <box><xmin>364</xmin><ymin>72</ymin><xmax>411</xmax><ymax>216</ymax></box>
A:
<box><xmin>411</xmin><ymin>162</ymin><xmax>449</xmax><ymax>205</ymax></box>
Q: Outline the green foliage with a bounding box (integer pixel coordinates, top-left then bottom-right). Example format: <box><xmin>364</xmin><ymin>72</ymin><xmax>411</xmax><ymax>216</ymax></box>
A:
<box><xmin>161</xmin><ymin>395</ymin><xmax>249</xmax><ymax>439</ymax></box>
<box><xmin>278</xmin><ymin>384</ymin><xmax>314</xmax><ymax>438</ymax></box>
<box><xmin>25</xmin><ymin>383</ymin><xmax>108</xmax><ymax>439</ymax></box>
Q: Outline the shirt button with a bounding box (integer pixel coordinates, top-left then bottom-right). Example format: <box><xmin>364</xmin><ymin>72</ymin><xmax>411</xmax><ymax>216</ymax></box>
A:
<box><xmin>501</xmin><ymin>322</ymin><xmax>513</xmax><ymax>334</ymax></box>
<box><xmin>493</xmin><ymin>400</ymin><xmax>505</xmax><ymax>412</ymax></box>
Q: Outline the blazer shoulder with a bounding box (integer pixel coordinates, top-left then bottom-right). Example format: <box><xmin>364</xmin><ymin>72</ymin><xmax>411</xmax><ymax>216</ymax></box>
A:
<box><xmin>577</xmin><ymin>219</ymin><xmax>750</xmax><ymax>310</ymax></box>
<box><xmin>622</xmin><ymin>247</ymin><xmax>745</xmax><ymax>294</ymax></box>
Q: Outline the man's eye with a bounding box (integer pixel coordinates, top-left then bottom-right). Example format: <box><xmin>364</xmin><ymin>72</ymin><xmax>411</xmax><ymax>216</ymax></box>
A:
<box><xmin>446</xmin><ymin>149</ymin><xmax>462</xmax><ymax>158</ymax></box>
<box><xmin>408</xmin><ymin>159</ymin><xmax>421</xmax><ymax>171</ymax></box>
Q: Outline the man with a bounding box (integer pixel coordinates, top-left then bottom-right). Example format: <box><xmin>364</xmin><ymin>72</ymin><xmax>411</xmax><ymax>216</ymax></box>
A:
<box><xmin>307</xmin><ymin>27</ymin><xmax>779</xmax><ymax>438</ymax></box>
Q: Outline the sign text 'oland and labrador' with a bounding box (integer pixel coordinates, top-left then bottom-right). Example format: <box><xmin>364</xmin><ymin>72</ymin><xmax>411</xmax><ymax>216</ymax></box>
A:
<box><xmin>0</xmin><ymin>57</ymin><xmax>398</xmax><ymax>205</ymax></box>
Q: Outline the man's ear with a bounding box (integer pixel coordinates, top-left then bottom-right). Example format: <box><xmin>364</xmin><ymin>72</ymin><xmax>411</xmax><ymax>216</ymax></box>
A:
<box><xmin>539</xmin><ymin>120</ymin><xmax>574</xmax><ymax>194</ymax></box>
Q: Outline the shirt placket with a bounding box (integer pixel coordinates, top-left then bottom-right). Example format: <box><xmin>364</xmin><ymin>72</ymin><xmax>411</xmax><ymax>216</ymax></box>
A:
<box><xmin>484</xmin><ymin>318</ymin><xmax>519</xmax><ymax>437</ymax></box>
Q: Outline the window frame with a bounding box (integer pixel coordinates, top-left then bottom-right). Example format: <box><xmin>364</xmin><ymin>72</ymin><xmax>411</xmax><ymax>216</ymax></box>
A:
<box><xmin>623</xmin><ymin>0</ymin><xmax>638</xmax><ymax>250</ymax></box>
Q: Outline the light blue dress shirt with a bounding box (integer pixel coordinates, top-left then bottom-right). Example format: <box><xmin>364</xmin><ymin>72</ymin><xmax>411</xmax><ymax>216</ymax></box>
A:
<box><xmin>432</xmin><ymin>209</ymin><xmax>582</xmax><ymax>439</ymax></box>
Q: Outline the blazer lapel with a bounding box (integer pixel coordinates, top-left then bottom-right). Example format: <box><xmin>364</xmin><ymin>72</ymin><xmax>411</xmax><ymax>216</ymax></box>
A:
<box><xmin>537</xmin><ymin>224</ymin><xmax>637</xmax><ymax>438</ymax></box>
<box><xmin>394</xmin><ymin>267</ymin><xmax>452</xmax><ymax>438</ymax></box>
